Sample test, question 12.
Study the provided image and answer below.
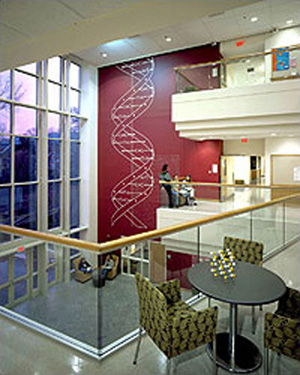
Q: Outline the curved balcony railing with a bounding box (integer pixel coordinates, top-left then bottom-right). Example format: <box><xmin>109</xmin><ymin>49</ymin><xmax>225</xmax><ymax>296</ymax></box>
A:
<box><xmin>0</xmin><ymin>186</ymin><xmax>299</xmax><ymax>359</ymax></box>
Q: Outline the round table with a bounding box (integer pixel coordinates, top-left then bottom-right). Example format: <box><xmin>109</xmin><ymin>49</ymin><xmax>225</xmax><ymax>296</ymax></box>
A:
<box><xmin>188</xmin><ymin>261</ymin><xmax>286</xmax><ymax>373</ymax></box>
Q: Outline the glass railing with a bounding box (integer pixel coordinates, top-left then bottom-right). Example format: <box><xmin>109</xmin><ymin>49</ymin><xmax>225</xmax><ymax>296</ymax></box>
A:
<box><xmin>0</xmin><ymin>190</ymin><xmax>299</xmax><ymax>358</ymax></box>
<box><xmin>175</xmin><ymin>44</ymin><xmax>300</xmax><ymax>93</ymax></box>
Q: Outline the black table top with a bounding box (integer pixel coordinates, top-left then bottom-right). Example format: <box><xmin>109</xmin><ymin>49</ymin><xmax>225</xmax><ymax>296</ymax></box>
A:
<box><xmin>188</xmin><ymin>261</ymin><xmax>286</xmax><ymax>306</ymax></box>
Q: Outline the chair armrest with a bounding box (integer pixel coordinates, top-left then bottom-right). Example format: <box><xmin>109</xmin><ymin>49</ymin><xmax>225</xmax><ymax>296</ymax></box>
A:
<box><xmin>171</xmin><ymin>306</ymin><xmax>218</xmax><ymax>346</ymax></box>
<box><xmin>157</xmin><ymin>279</ymin><xmax>181</xmax><ymax>304</ymax></box>
<box><xmin>278</xmin><ymin>287</ymin><xmax>300</xmax><ymax>316</ymax></box>
<box><xmin>264</xmin><ymin>312</ymin><xmax>300</xmax><ymax>360</ymax></box>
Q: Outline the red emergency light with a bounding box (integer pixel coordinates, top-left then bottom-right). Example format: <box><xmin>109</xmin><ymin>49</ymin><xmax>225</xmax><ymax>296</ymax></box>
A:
<box><xmin>241</xmin><ymin>137</ymin><xmax>248</xmax><ymax>143</ymax></box>
<box><xmin>18</xmin><ymin>246</ymin><xmax>25</xmax><ymax>252</ymax></box>
<box><xmin>236</xmin><ymin>40</ymin><xmax>246</xmax><ymax>47</ymax></box>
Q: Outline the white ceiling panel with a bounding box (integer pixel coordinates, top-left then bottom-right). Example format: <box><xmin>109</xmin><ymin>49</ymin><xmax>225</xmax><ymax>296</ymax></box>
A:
<box><xmin>58</xmin><ymin>0</ymin><xmax>141</xmax><ymax>19</ymax></box>
<box><xmin>0</xmin><ymin>23</ymin><xmax>29</xmax><ymax>46</ymax></box>
<box><xmin>0</xmin><ymin>0</ymin><xmax>81</xmax><ymax>35</ymax></box>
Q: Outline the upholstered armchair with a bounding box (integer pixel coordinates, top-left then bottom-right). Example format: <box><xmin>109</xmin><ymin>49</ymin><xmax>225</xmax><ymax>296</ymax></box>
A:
<box><xmin>223</xmin><ymin>236</ymin><xmax>264</xmax><ymax>334</ymax></box>
<box><xmin>134</xmin><ymin>272</ymin><xmax>218</xmax><ymax>374</ymax></box>
<box><xmin>264</xmin><ymin>287</ymin><xmax>300</xmax><ymax>374</ymax></box>
<box><xmin>223</xmin><ymin>236</ymin><xmax>263</xmax><ymax>266</ymax></box>
<box><xmin>102</xmin><ymin>254</ymin><xmax>119</xmax><ymax>280</ymax></box>
<box><xmin>73</xmin><ymin>256</ymin><xmax>93</xmax><ymax>283</ymax></box>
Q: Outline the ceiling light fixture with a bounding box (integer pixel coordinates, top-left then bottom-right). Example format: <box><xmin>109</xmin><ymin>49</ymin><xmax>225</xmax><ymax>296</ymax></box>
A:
<box><xmin>286</xmin><ymin>19</ymin><xmax>293</xmax><ymax>25</ymax></box>
<box><xmin>164</xmin><ymin>36</ymin><xmax>172</xmax><ymax>42</ymax></box>
<box><xmin>250</xmin><ymin>16</ymin><xmax>258</xmax><ymax>22</ymax></box>
<box><xmin>271</xmin><ymin>133</ymin><xmax>277</xmax><ymax>136</ymax></box>
<box><xmin>101</xmin><ymin>52</ymin><xmax>108</xmax><ymax>58</ymax></box>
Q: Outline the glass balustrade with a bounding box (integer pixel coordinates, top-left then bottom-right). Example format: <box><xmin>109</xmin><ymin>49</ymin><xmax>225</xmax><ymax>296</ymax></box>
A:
<box><xmin>0</xmin><ymin>191</ymin><xmax>299</xmax><ymax>358</ymax></box>
<box><xmin>175</xmin><ymin>45</ymin><xmax>300</xmax><ymax>93</ymax></box>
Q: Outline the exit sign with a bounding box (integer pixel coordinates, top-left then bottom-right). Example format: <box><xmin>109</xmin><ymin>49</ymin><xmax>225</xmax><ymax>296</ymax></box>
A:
<box><xmin>241</xmin><ymin>138</ymin><xmax>248</xmax><ymax>143</ymax></box>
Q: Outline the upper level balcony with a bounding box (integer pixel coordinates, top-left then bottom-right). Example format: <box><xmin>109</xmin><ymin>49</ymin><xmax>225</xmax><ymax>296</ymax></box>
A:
<box><xmin>172</xmin><ymin>45</ymin><xmax>300</xmax><ymax>140</ymax></box>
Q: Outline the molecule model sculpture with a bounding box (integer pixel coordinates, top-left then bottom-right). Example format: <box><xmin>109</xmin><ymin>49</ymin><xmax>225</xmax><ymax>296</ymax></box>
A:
<box><xmin>209</xmin><ymin>248</ymin><xmax>237</xmax><ymax>281</ymax></box>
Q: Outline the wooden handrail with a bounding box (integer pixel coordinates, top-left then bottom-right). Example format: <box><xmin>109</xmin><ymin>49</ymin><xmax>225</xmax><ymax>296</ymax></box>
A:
<box><xmin>159</xmin><ymin>181</ymin><xmax>300</xmax><ymax>189</ymax></box>
<box><xmin>1</xmin><ymin>192</ymin><xmax>299</xmax><ymax>254</ymax></box>
<box><xmin>174</xmin><ymin>43</ymin><xmax>300</xmax><ymax>72</ymax></box>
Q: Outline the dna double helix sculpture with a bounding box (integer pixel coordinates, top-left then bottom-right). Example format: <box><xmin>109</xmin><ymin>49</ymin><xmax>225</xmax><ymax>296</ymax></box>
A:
<box><xmin>111</xmin><ymin>58</ymin><xmax>155</xmax><ymax>229</ymax></box>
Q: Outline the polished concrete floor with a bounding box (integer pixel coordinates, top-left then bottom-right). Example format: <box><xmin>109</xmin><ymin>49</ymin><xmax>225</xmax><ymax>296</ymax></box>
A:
<box><xmin>1</xmin><ymin>241</ymin><xmax>299</xmax><ymax>375</ymax></box>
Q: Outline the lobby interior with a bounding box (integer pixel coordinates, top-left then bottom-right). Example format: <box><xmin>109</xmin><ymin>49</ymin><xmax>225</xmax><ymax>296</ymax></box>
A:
<box><xmin>1</xmin><ymin>1</ymin><xmax>300</xmax><ymax>375</ymax></box>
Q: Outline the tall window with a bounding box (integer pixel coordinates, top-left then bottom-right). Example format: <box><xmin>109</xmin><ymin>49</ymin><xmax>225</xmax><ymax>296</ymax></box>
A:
<box><xmin>0</xmin><ymin>57</ymin><xmax>83</xmax><ymax>236</ymax></box>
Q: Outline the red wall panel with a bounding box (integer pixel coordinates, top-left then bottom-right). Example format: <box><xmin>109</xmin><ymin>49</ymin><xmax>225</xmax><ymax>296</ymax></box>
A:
<box><xmin>98</xmin><ymin>45</ymin><xmax>223</xmax><ymax>242</ymax></box>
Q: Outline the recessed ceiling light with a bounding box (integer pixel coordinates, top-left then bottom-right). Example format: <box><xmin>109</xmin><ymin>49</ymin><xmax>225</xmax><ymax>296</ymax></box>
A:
<box><xmin>286</xmin><ymin>19</ymin><xmax>293</xmax><ymax>25</ymax></box>
<box><xmin>271</xmin><ymin>133</ymin><xmax>277</xmax><ymax>136</ymax></box>
<box><xmin>164</xmin><ymin>36</ymin><xmax>172</xmax><ymax>42</ymax></box>
<box><xmin>101</xmin><ymin>52</ymin><xmax>108</xmax><ymax>58</ymax></box>
<box><xmin>250</xmin><ymin>16</ymin><xmax>258</xmax><ymax>22</ymax></box>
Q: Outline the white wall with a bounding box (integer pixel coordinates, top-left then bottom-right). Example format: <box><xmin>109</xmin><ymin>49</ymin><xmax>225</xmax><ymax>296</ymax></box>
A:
<box><xmin>224</xmin><ymin>139</ymin><xmax>265</xmax><ymax>155</ymax></box>
<box><xmin>78</xmin><ymin>59</ymin><xmax>98</xmax><ymax>244</ymax></box>
<box><xmin>265</xmin><ymin>137</ymin><xmax>300</xmax><ymax>185</ymax></box>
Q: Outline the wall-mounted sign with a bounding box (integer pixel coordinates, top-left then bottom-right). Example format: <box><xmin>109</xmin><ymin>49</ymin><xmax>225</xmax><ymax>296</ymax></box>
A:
<box><xmin>293</xmin><ymin>166</ymin><xmax>300</xmax><ymax>182</ymax></box>
<box><xmin>272</xmin><ymin>47</ymin><xmax>290</xmax><ymax>71</ymax></box>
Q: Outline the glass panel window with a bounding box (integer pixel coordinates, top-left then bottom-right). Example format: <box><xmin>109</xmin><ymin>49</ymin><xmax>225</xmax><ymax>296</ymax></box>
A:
<box><xmin>70</xmin><ymin>142</ymin><xmax>80</xmax><ymax>178</ymax></box>
<box><xmin>70</xmin><ymin>181</ymin><xmax>80</xmax><ymax>229</ymax></box>
<box><xmin>14</xmin><ymin>279</ymin><xmax>27</xmax><ymax>300</ymax></box>
<box><xmin>14</xmin><ymin>71</ymin><xmax>37</xmax><ymax>105</ymax></box>
<box><xmin>14</xmin><ymin>184</ymin><xmax>37</xmax><ymax>229</ymax></box>
<box><xmin>70</xmin><ymin>116</ymin><xmax>80</xmax><ymax>140</ymax></box>
<box><xmin>33</xmin><ymin>247</ymin><xmax>38</xmax><ymax>272</ymax></box>
<box><xmin>48</xmin><ymin>182</ymin><xmax>60</xmax><ymax>229</ymax></box>
<box><xmin>48</xmin><ymin>57</ymin><xmax>62</xmax><ymax>82</ymax></box>
<box><xmin>0</xmin><ymin>187</ymin><xmax>11</xmax><ymax>224</ymax></box>
<box><xmin>0</xmin><ymin>136</ymin><xmax>11</xmax><ymax>183</ymax></box>
<box><xmin>0</xmin><ymin>257</ymin><xmax>9</xmax><ymax>285</ymax></box>
<box><xmin>48</xmin><ymin>82</ymin><xmax>61</xmax><ymax>111</ymax></box>
<box><xmin>33</xmin><ymin>274</ymin><xmax>38</xmax><ymax>289</ymax></box>
<box><xmin>0</xmin><ymin>287</ymin><xmax>8</xmax><ymax>306</ymax></box>
<box><xmin>47</xmin><ymin>244</ymin><xmax>56</xmax><ymax>264</ymax></box>
<box><xmin>0</xmin><ymin>102</ymin><xmax>11</xmax><ymax>134</ymax></box>
<box><xmin>48</xmin><ymin>140</ymin><xmax>61</xmax><ymax>180</ymax></box>
<box><xmin>16</xmin><ymin>63</ymin><xmax>37</xmax><ymax>75</ymax></box>
<box><xmin>70</xmin><ymin>89</ymin><xmax>80</xmax><ymax>114</ymax></box>
<box><xmin>47</xmin><ymin>267</ymin><xmax>56</xmax><ymax>283</ymax></box>
<box><xmin>70</xmin><ymin>62</ymin><xmax>80</xmax><ymax>89</ymax></box>
<box><xmin>15</xmin><ymin>137</ymin><xmax>37</xmax><ymax>182</ymax></box>
<box><xmin>14</xmin><ymin>252</ymin><xmax>27</xmax><ymax>278</ymax></box>
<box><xmin>0</xmin><ymin>70</ymin><xmax>11</xmax><ymax>100</ymax></box>
<box><xmin>48</xmin><ymin>113</ymin><xmax>61</xmax><ymax>138</ymax></box>
<box><xmin>15</xmin><ymin>106</ymin><xmax>37</xmax><ymax>136</ymax></box>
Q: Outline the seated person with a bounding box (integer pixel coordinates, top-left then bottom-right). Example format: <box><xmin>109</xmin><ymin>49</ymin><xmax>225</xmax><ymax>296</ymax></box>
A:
<box><xmin>78</xmin><ymin>257</ymin><xmax>93</xmax><ymax>274</ymax></box>
<box><xmin>181</xmin><ymin>175</ymin><xmax>197</xmax><ymax>205</ymax></box>
<box><xmin>101</xmin><ymin>254</ymin><xmax>115</xmax><ymax>280</ymax></box>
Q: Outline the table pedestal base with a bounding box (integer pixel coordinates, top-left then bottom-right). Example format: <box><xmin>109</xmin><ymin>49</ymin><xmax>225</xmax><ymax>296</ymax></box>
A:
<box><xmin>207</xmin><ymin>333</ymin><xmax>262</xmax><ymax>373</ymax></box>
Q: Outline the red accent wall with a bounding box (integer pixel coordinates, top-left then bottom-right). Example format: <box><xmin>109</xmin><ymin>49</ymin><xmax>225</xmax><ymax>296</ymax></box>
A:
<box><xmin>98</xmin><ymin>45</ymin><xmax>223</xmax><ymax>242</ymax></box>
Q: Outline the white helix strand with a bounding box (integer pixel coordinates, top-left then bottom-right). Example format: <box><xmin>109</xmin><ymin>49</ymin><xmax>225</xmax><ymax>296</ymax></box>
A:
<box><xmin>111</xmin><ymin>58</ymin><xmax>155</xmax><ymax>229</ymax></box>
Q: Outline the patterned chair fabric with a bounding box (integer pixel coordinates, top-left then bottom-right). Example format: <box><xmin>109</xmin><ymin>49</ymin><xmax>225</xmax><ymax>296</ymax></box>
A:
<box><xmin>135</xmin><ymin>272</ymin><xmax>218</xmax><ymax>359</ymax></box>
<box><xmin>264</xmin><ymin>287</ymin><xmax>300</xmax><ymax>361</ymax></box>
<box><xmin>223</xmin><ymin>236</ymin><xmax>263</xmax><ymax>266</ymax></box>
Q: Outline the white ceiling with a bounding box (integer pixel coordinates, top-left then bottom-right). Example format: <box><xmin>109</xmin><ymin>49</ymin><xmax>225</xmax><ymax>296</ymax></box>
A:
<box><xmin>75</xmin><ymin>0</ymin><xmax>300</xmax><ymax>67</ymax></box>
<box><xmin>0</xmin><ymin>0</ymin><xmax>257</xmax><ymax>71</ymax></box>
